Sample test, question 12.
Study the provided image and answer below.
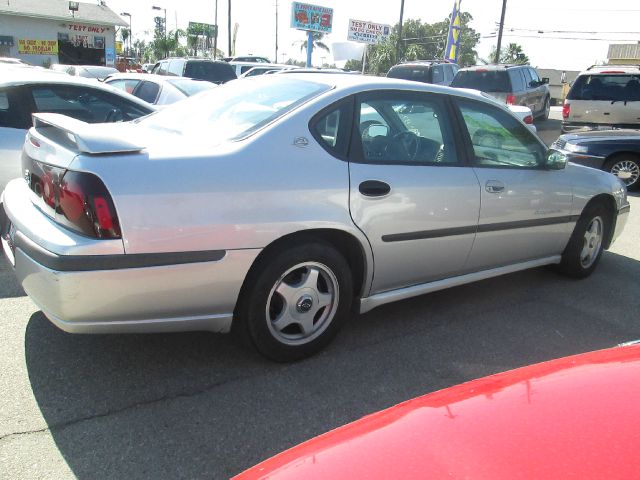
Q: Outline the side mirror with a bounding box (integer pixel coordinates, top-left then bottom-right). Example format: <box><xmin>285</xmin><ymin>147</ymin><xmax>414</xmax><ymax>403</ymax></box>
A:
<box><xmin>546</xmin><ymin>150</ymin><xmax>567</xmax><ymax>170</ymax></box>
<box><xmin>366</xmin><ymin>124</ymin><xmax>389</xmax><ymax>138</ymax></box>
<box><xmin>541</xmin><ymin>77</ymin><xmax>550</xmax><ymax>85</ymax></box>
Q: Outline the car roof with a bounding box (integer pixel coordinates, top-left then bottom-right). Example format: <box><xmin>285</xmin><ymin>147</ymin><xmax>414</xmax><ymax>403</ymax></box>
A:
<box><xmin>459</xmin><ymin>64</ymin><xmax>530</xmax><ymax>72</ymax></box>
<box><xmin>579</xmin><ymin>64</ymin><xmax>640</xmax><ymax>75</ymax></box>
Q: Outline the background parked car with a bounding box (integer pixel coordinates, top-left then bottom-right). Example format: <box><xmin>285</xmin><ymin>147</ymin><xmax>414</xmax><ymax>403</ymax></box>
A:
<box><xmin>104</xmin><ymin>73</ymin><xmax>216</xmax><ymax>106</ymax></box>
<box><xmin>0</xmin><ymin>57</ymin><xmax>28</xmax><ymax>65</ymax></box>
<box><xmin>562</xmin><ymin>65</ymin><xmax>640</xmax><ymax>133</ymax></box>
<box><xmin>50</xmin><ymin>64</ymin><xmax>119</xmax><ymax>81</ymax></box>
<box><xmin>387</xmin><ymin>60</ymin><xmax>459</xmax><ymax>86</ymax></box>
<box><xmin>233</xmin><ymin>344</ymin><xmax>640</xmax><ymax>479</ymax></box>
<box><xmin>451</xmin><ymin>64</ymin><xmax>551</xmax><ymax>120</ymax></box>
<box><xmin>0</xmin><ymin>69</ymin><xmax>154</xmax><ymax>189</ymax></box>
<box><xmin>551</xmin><ymin>129</ymin><xmax>640</xmax><ymax>190</ymax></box>
<box><xmin>223</xmin><ymin>55</ymin><xmax>271</xmax><ymax>63</ymax></box>
<box><xmin>151</xmin><ymin>58</ymin><xmax>237</xmax><ymax>84</ymax></box>
<box><xmin>240</xmin><ymin>64</ymin><xmax>293</xmax><ymax>77</ymax></box>
<box><xmin>1</xmin><ymin>74</ymin><xmax>628</xmax><ymax>362</ymax></box>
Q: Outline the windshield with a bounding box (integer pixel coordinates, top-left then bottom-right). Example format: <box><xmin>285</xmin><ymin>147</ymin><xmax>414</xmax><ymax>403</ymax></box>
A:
<box><xmin>140</xmin><ymin>76</ymin><xmax>331</xmax><ymax>141</ymax></box>
<box><xmin>451</xmin><ymin>70</ymin><xmax>511</xmax><ymax>92</ymax></box>
<box><xmin>167</xmin><ymin>78</ymin><xmax>217</xmax><ymax>96</ymax></box>
<box><xmin>568</xmin><ymin>74</ymin><xmax>640</xmax><ymax>101</ymax></box>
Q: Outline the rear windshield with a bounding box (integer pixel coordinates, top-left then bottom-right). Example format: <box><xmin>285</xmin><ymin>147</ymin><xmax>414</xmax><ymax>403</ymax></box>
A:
<box><xmin>140</xmin><ymin>76</ymin><xmax>330</xmax><ymax>142</ymax></box>
<box><xmin>451</xmin><ymin>70</ymin><xmax>511</xmax><ymax>92</ymax></box>
<box><xmin>387</xmin><ymin>66</ymin><xmax>431</xmax><ymax>83</ymax></box>
<box><xmin>567</xmin><ymin>74</ymin><xmax>640</xmax><ymax>101</ymax></box>
<box><xmin>184</xmin><ymin>61</ymin><xmax>237</xmax><ymax>83</ymax></box>
<box><xmin>167</xmin><ymin>78</ymin><xmax>217</xmax><ymax>96</ymax></box>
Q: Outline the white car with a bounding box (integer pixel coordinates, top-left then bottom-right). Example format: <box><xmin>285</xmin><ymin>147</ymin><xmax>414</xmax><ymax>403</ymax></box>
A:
<box><xmin>104</xmin><ymin>73</ymin><xmax>217</xmax><ymax>106</ymax></box>
<box><xmin>0</xmin><ymin>69</ymin><xmax>154</xmax><ymax>191</ymax></box>
<box><xmin>1</xmin><ymin>74</ymin><xmax>629</xmax><ymax>361</ymax></box>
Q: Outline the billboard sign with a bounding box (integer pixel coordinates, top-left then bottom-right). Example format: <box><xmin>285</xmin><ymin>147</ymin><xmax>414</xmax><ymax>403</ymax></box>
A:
<box><xmin>17</xmin><ymin>39</ymin><xmax>58</xmax><ymax>55</ymax></box>
<box><xmin>291</xmin><ymin>2</ymin><xmax>333</xmax><ymax>33</ymax></box>
<box><xmin>189</xmin><ymin>22</ymin><xmax>217</xmax><ymax>37</ymax></box>
<box><xmin>347</xmin><ymin>19</ymin><xmax>391</xmax><ymax>45</ymax></box>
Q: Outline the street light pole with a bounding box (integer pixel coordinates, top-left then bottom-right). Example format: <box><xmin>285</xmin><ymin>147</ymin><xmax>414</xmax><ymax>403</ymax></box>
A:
<box><xmin>494</xmin><ymin>0</ymin><xmax>507</xmax><ymax>64</ymax></box>
<box><xmin>213</xmin><ymin>0</ymin><xmax>218</xmax><ymax>59</ymax></box>
<box><xmin>152</xmin><ymin>6</ymin><xmax>168</xmax><ymax>58</ymax></box>
<box><xmin>395</xmin><ymin>0</ymin><xmax>405</xmax><ymax>63</ymax></box>
<box><xmin>228</xmin><ymin>0</ymin><xmax>232</xmax><ymax>57</ymax></box>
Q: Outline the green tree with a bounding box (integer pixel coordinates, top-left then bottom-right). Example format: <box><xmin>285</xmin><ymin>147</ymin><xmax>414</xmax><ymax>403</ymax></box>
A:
<box><xmin>294</xmin><ymin>32</ymin><xmax>330</xmax><ymax>54</ymax></box>
<box><xmin>490</xmin><ymin>42</ymin><xmax>530</xmax><ymax>64</ymax></box>
<box><xmin>344</xmin><ymin>58</ymin><xmax>363</xmax><ymax>71</ymax></box>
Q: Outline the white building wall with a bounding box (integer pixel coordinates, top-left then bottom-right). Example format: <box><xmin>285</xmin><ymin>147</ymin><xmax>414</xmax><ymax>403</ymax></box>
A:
<box><xmin>0</xmin><ymin>14</ymin><xmax>117</xmax><ymax>66</ymax></box>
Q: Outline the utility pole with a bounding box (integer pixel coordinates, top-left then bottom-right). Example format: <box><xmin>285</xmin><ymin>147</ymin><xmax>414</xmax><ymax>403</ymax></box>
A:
<box><xmin>395</xmin><ymin>0</ymin><xmax>405</xmax><ymax>63</ymax></box>
<box><xmin>275</xmin><ymin>0</ymin><xmax>278</xmax><ymax>64</ymax></box>
<box><xmin>228</xmin><ymin>0</ymin><xmax>232</xmax><ymax>57</ymax></box>
<box><xmin>494</xmin><ymin>0</ymin><xmax>507</xmax><ymax>64</ymax></box>
<box><xmin>213</xmin><ymin>0</ymin><xmax>218</xmax><ymax>59</ymax></box>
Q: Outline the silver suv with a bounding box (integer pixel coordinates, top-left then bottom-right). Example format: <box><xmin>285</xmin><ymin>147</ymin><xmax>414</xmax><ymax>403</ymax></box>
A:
<box><xmin>451</xmin><ymin>64</ymin><xmax>551</xmax><ymax>120</ymax></box>
<box><xmin>562</xmin><ymin>65</ymin><xmax>640</xmax><ymax>133</ymax></box>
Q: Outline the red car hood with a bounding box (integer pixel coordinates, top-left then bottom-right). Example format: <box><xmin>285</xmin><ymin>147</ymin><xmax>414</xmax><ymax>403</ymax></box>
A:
<box><xmin>234</xmin><ymin>345</ymin><xmax>640</xmax><ymax>479</ymax></box>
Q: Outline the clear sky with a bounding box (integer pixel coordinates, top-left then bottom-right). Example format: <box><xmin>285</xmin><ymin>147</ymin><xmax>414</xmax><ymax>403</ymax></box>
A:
<box><xmin>104</xmin><ymin>0</ymin><xmax>640</xmax><ymax>70</ymax></box>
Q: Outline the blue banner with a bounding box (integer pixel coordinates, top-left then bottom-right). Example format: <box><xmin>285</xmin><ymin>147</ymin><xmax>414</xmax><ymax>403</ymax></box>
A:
<box><xmin>444</xmin><ymin>0</ymin><xmax>462</xmax><ymax>63</ymax></box>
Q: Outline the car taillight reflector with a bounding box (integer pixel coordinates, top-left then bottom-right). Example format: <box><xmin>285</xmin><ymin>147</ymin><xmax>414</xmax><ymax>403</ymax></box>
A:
<box><xmin>94</xmin><ymin>197</ymin><xmax>114</xmax><ymax>230</ymax></box>
<box><xmin>506</xmin><ymin>94</ymin><xmax>516</xmax><ymax>105</ymax></box>
<box><xmin>562</xmin><ymin>102</ymin><xmax>571</xmax><ymax>119</ymax></box>
<box><xmin>524</xmin><ymin>115</ymin><xmax>533</xmax><ymax>124</ymax></box>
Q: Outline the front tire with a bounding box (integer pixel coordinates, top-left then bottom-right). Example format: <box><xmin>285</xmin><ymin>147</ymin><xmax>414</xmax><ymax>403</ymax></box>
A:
<box><xmin>556</xmin><ymin>203</ymin><xmax>610</xmax><ymax>279</ymax></box>
<box><xmin>605</xmin><ymin>155</ymin><xmax>640</xmax><ymax>191</ymax></box>
<box><xmin>540</xmin><ymin>97</ymin><xmax>550</xmax><ymax>120</ymax></box>
<box><xmin>235</xmin><ymin>241</ymin><xmax>353</xmax><ymax>362</ymax></box>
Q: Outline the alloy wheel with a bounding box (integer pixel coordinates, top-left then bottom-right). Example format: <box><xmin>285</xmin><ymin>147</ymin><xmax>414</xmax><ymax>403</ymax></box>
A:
<box><xmin>610</xmin><ymin>160</ymin><xmax>640</xmax><ymax>187</ymax></box>
<box><xmin>580</xmin><ymin>216</ymin><xmax>603</xmax><ymax>269</ymax></box>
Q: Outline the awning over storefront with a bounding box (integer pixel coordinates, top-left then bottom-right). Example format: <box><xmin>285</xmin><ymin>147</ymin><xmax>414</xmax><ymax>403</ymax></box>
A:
<box><xmin>0</xmin><ymin>35</ymin><xmax>14</xmax><ymax>46</ymax></box>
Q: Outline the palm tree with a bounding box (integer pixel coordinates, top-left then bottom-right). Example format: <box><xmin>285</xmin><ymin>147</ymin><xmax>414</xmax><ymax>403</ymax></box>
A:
<box><xmin>294</xmin><ymin>32</ymin><xmax>330</xmax><ymax>54</ymax></box>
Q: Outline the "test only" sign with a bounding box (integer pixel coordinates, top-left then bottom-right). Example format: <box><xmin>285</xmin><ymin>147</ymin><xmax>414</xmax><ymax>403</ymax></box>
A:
<box><xmin>347</xmin><ymin>19</ymin><xmax>391</xmax><ymax>44</ymax></box>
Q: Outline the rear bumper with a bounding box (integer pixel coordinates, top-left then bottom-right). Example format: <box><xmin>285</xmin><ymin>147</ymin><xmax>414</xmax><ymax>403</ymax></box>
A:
<box><xmin>561</xmin><ymin>121</ymin><xmax>640</xmax><ymax>133</ymax></box>
<box><xmin>2</xmin><ymin>179</ymin><xmax>259</xmax><ymax>334</ymax></box>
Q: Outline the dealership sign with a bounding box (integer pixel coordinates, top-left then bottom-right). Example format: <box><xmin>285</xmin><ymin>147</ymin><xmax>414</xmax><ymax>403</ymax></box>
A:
<box><xmin>347</xmin><ymin>19</ymin><xmax>391</xmax><ymax>44</ymax></box>
<box><xmin>291</xmin><ymin>2</ymin><xmax>333</xmax><ymax>33</ymax></box>
<box><xmin>18</xmin><ymin>39</ymin><xmax>58</xmax><ymax>55</ymax></box>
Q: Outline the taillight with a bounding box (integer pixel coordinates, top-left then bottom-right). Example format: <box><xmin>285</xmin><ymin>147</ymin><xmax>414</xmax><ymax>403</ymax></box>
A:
<box><xmin>523</xmin><ymin>115</ymin><xmax>533</xmax><ymax>125</ymax></box>
<box><xmin>506</xmin><ymin>94</ymin><xmax>516</xmax><ymax>105</ymax></box>
<box><xmin>562</xmin><ymin>101</ymin><xmax>571</xmax><ymax>119</ymax></box>
<box><xmin>25</xmin><ymin>160</ymin><xmax>121</xmax><ymax>239</ymax></box>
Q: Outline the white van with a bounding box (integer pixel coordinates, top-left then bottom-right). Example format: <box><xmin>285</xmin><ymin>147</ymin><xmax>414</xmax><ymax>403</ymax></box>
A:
<box><xmin>562</xmin><ymin>65</ymin><xmax>640</xmax><ymax>133</ymax></box>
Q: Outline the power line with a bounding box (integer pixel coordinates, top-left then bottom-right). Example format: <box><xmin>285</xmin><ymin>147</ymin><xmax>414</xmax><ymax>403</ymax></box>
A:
<box><xmin>500</xmin><ymin>25</ymin><xmax>640</xmax><ymax>35</ymax></box>
<box><xmin>484</xmin><ymin>33</ymin><xmax>640</xmax><ymax>42</ymax></box>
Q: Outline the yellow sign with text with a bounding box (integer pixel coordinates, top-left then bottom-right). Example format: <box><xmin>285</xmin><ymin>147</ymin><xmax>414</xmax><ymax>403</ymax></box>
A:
<box><xmin>18</xmin><ymin>39</ymin><xmax>58</xmax><ymax>55</ymax></box>
<box><xmin>115</xmin><ymin>41</ymin><xmax>123</xmax><ymax>54</ymax></box>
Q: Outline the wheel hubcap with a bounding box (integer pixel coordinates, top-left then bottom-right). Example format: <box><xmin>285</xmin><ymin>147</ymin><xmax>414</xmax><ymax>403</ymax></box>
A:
<box><xmin>610</xmin><ymin>160</ymin><xmax>640</xmax><ymax>186</ymax></box>
<box><xmin>580</xmin><ymin>216</ymin><xmax>603</xmax><ymax>269</ymax></box>
<box><xmin>266</xmin><ymin>262</ymin><xmax>339</xmax><ymax>346</ymax></box>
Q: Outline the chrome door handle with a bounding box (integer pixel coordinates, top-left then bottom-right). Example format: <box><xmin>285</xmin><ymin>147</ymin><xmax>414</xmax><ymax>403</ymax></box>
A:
<box><xmin>485</xmin><ymin>180</ymin><xmax>505</xmax><ymax>193</ymax></box>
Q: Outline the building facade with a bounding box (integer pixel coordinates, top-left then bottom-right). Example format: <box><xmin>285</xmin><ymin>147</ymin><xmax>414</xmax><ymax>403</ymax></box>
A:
<box><xmin>0</xmin><ymin>0</ymin><xmax>126</xmax><ymax>67</ymax></box>
<box><xmin>608</xmin><ymin>43</ymin><xmax>640</xmax><ymax>65</ymax></box>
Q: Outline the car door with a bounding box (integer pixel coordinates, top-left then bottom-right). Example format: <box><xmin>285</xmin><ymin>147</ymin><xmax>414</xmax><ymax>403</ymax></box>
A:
<box><xmin>0</xmin><ymin>86</ymin><xmax>31</xmax><ymax>187</ymax></box>
<box><xmin>454</xmin><ymin>97</ymin><xmax>574</xmax><ymax>271</ymax></box>
<box><xmin>348</xmin><ymin>90</ymin><xmax>481</xmax><ymax>294</ymax></box>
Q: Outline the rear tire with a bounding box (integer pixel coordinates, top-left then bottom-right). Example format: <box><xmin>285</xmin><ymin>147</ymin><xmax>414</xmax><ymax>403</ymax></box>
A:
<box><xmin>556</xmin><ymin>202</ymin><xmax>610</xmax><ymax>279</ymax></box>
<box><xmin>605</xmin><ymin>155</ymin><xmax>640</xmax><ymax>191</ymax></box>
<box><xmin>234</xmin><ymin>241</ymin><xmax>353</xmax><ymax>362</ymax></box>
<box><xmin>540</xmin><ymin>97</ymin><xmax>550</xmax><ymax>120</ymax></box>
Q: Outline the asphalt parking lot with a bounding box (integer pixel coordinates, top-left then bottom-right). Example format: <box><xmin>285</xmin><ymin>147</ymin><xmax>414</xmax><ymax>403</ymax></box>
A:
<box><xmin>1</xmin><ymin>112</ymin><xmax>639</xmax><ymax>479</ymax></box>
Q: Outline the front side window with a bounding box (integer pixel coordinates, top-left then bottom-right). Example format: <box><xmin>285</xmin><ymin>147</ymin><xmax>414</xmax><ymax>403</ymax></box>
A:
<box><xmin>355</xmin><ymin>93</ymin><xmax>457</xmax><ymax>164</ymax></box>
<box><xmin>135</xmin><ymin>81</ymin><xmax>161</xmax><ymax>104</ymax></box>
<box><xmin>457</xmin><ymin>98</ymin><xmax>546</xmax><ymax>169</ymax></box>
<box><xmin>30</xmin><ymin>85</ymin><xmax>150</xmax><ymax>123</ymax></box>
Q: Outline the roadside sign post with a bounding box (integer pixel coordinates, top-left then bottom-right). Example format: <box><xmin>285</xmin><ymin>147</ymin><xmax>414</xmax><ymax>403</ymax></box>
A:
<box><xmin>291</xmin><ymin>2</ymin><xmax>333</xmax><ymax>68</ymax></box>
<box><xmin>347</xmin><ymin>19</ymin><xmax>391</xmax><ymax>73</ymax></box>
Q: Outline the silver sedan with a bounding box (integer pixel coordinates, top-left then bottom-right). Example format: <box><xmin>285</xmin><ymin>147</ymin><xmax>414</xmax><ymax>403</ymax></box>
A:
<box><xmin>0</xmin><ymin>74</ymin><xmax>630</xmax><ymax>361</ymax></box>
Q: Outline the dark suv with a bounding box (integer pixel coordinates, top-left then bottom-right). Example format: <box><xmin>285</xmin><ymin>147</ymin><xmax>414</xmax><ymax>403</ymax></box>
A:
<box><xmin>387</xmin><ymin>61</ymin><xmax>459</xmax><ymax>86</ymax></box>
<box><xmin>152</xmin><ymin>58</ymin><xmax>237</xmax><ymax>84</ymax></box>
<box><xmin>451</xmin><ymin>64</ymin><xmax>550</xmax><ymax>120</ymax></box>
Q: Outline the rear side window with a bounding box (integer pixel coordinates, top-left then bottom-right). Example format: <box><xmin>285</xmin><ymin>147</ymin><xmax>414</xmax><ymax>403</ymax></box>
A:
<box><xmin>432</xmin><ymin>65</ymin><xmax>444</xmax><ymax>83</ymax></box>
<box><xmin>167</xmin><ymin>59</ymin><xmax>184</xmax><ymax>76</ymax></box>
<box><xmin>30</xmin><ymin>85</ymin><xmax>150</xmax><ymax>123</ymax></box>
<box><xmin>0</xmin><ymin>88</ymin><xmax>29</xmax><ymax>129</ymax></box>
<box><xmin>311</xmin><ymin>100</ymin><xmax>352</xmax><ymax>158</ymax></box>
<box><xmin>568</xmin><ymin>74</ymin><xmax>640</xmax><ymax>102</ymax></box>
<box><xmin>451</xmin><ymin>70</ymin><xmax>511</xmax><ymax>92</ymax></box>
<box><xmin>107</xmin><ymin>79</ymin><xmax>141</xmax><ymax>95</ymax></box>
<box><xmin>135</xmin><ymin>81</ymin><xmax>161</xmax><ymax>104</ymax></box>
<box><xmin>387</xmin><ymin>66</ymin><xmax>431</xmax><ymax>83</ymax></box>
<box><xmin>509</xmin><ymin>69</ymin><xmax>526</xmax><ymax>92</ymax></box>
<box><xmin>184</xmin><ymin>61</ymin><xmax>237</xmax><ymax>83</ymax></box>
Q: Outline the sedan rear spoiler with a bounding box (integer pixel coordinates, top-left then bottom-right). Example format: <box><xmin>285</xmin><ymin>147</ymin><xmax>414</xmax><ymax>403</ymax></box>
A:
<box><xmin>32</xmin><ymin>113</ymin><xmax>145</xmax><ymax>155</ymax></box>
